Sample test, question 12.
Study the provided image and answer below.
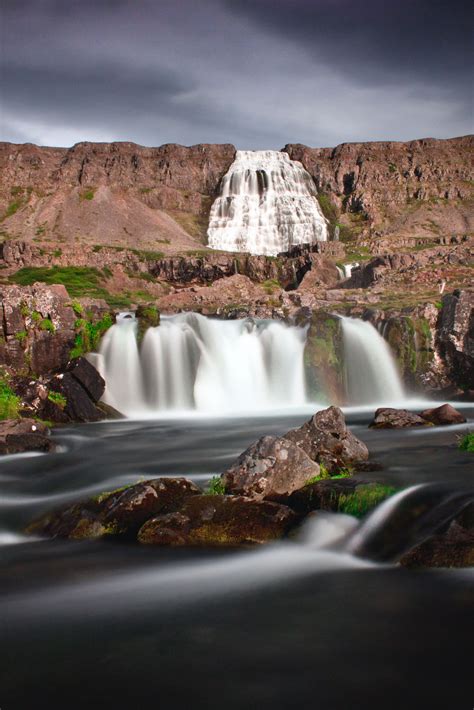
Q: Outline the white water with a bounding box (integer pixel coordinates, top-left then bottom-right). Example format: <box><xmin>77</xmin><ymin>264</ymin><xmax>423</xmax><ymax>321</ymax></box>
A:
<box><xmin>207</xmin><ymin>150</ymin><xmax>328</xmax><ymax>256</ymax></box>
<box><xmin>95</xmin><ymin>313</ymin><xmax>308</xmax><ymax>416</ymax></box>
<box><xmin>341</xmin><ymin>316</ymin><xmax>404</xmax><ymax>404</ymax></box>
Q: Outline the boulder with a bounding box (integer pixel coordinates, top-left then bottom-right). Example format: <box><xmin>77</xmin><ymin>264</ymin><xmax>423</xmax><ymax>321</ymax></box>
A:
<box><xmin>221</xmin><ymin>435</ymin><xmax>320</xmax><ymax>501</ymax></box>
<box><xmin>0</xmin><ymin>418</ymin><xmax>54</xmax><ymax>454</ymax></box>
<box><xmin>67</xmin><ymin>357</ymin><xmax>105</xmax><ymax>403</ymax></box>
<box><xmin>419</xmin><ymin>403</ymin><xmax>466</xmax><ymax>426</ymax></box>
<box><xmin>369</xmin><ymin>408</ymin><xmax>430</xmax><ymax>429</ymax></box>
<box><xmin>137</xmin><ymin>495</ymin><xmax>298</xmax><ymax>546</ymax></box>
<box><xmin>284</xmin><ymin>406</ymin><xmax>369</xmax><ymax>470</ymax></box>
<box><xmin>48</xmin><ymin>372</ymin><xmax>103</xmax><ymax>422</ymax></box>
<box><xmin>400</xmin><ymin>521</ymin><xmax>474</xmax><ymax>568</ymax></box>
<box><xmin>287</xmin><ymin>477</ymin><xmax>374</xmax><ymax>514</ymax></box>
<box><xmin>26</xmin><ymin>477</ymin><xmax>202</xmax><ymax>539</ymax></box>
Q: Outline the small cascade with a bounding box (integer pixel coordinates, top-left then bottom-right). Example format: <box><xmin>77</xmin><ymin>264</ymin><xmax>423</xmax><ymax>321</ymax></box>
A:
<box><xmin>340</xmin><ymin>316</ymin><xmax>404</xmax><ymax>404</ymax></box>
<box><xmin>96</xmin><ymin>313</ymin><xmax>308</xmax><ymax>416</ymax></box>
<box><xmin>207</xmin><ymin>150</ymin><xmax>328</xmax><ymax>256</ymax></box>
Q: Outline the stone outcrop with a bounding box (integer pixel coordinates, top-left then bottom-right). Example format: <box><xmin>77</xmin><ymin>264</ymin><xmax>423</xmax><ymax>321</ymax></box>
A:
<box><xmin>138</xmin><ymin>495</ymin><xmax>297</xmax><ymax>546</ymax></box>
<box><xmin>284</xmin><ymin>406</ymin><xmax>369</xmax><ymax>471</ymax></box>
<box><xmin>285</xmin><ymin>136</ymin><xmax>474</xmax><ymax>241</ymax></box>
<box><xmin>436</xmin><ymin>290</ymin><xmax>474</xmax><ymax>391</ymax></box>
<box><xmin>221</xmin><ymin>435</ymin><xmax>320</xmax><ymax>502</ymax></box>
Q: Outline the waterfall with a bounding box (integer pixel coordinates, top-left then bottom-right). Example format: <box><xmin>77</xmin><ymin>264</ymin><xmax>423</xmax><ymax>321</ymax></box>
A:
<box><xmin>340</xmin><ymin>316</ymin><xmax>404</xmax><ymax>404</ymax></box>
<box><xmin>95</xmin><ymin>313</ymin><xmax>308</xmax><ymax>416</ymax></box>
<box><xmin>207</xmin><ymin>150</ymin><xmax>328</xmax><ymax>256</ymax></box>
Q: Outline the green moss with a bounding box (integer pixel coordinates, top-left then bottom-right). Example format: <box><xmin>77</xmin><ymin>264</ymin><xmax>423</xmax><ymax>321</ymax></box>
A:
<box><xmin>48</xmin><ymin>391</ymin><xmax>67</xmax><ymax>409</ymax></box>
<box><xmin>70</xmin><ymin>312</ymin><xmax>113</xmax><ymax>358</ymax></box>
<box><xmin>40</xmin><ymin>318</ymin><xmax>55</xmax><ymax>333</ymax></box>
<box><xmin>80</xmin><ymin>188</ymin><xmax>95</xmax><ymax>201</ymax></box>
<box><xmin>262</xmin><ymin>278</ymin><xmax>281</xmax><ymax>294</ymax></box>
<box><xmin>0</xmin><ymin>373</ymin><xmax>20</xmax><ymax>420</ymax></box>
<box><xmin>205</xmin><ymin>476</ymin><xmax>226</xmax><ymax>495</ymax></box>
<box><xmin>15</xmin><ymin>330</ymin><xmax>27</xmax><ymax>346</ymax></box>
<box><xmin>70</xmin><ymin>301</ymin><xmax>83</xmax><ymax>316</ymax></box>
<box><xmin>337</xmin><ymin>484</ymin><xmax>397</xmax><ymax>518</ymax></box>
<box><xmin>305</xmin><ymin>465</ymin><xmax>351</xmax><ymax>486</ymax></box>
<box><xmin>31</xmin><ymin>311</ymin><xmax>42</xmax><ymax>323</ymax></box>
<box><xmin>459</xmin><ymin>433</ymin><xmax>474</xmax><ymax>453</ymax></box>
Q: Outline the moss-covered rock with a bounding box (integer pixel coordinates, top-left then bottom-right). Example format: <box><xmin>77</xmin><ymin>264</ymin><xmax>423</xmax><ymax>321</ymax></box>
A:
<box><xmin>137</xmin><ymin>495</ymin><xmax>298</xmax><ymax>546</ymax></box>
<box><xmin>136</xmin><ymin>304</ymin><xmax>160</xmax><ymax>342</ymax></box>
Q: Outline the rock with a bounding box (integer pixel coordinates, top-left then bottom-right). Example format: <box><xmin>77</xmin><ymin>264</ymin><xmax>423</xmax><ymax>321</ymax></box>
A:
<box><xmin>221</xmin><ymin>435</ymin><xmax>320</xmax><ymax>501</ymax></box>
<box><xmin>369</xmin><ymin>407</ymin><xmax>430</xmax><ymax>429</ymax></box>
<box><xmin>419</xmin><ymin>403</ymin><xmax>466</xmax><ymax>426</ymax></box>
<box><xmin>437</xmin><ymin>290</ymin><xmax>474</xmax><ymax>391</ymax></box>
<box><xmin>101</xmin><ymin>478</ymin><xmax>202</xmax><ymax>533</ymax></box>
<box><xmin>284</xmin><ymin>406</ymin><xmax>369</xmax><ymax>470</ymax></box>
<box><xmin>0</xmin><ymin>417</ymin><xmax>55</xmax><ymax>454</ymax></box>
<box><xmin>67</xmin><ymin>357</ymin><xmax>105</xmax><ymax>402</ymax></box>
<box><xmin>48</xmin><ymin>372</ymin><xmax>103</xmax><ymax>422</ymax></box>
<box><xmin>400</xmin><ymin>521</ymin><xmax>474</xmax><ymax>568</ymax></box>
<box><xmin>26</xmin><ymin>477</ymin><xmax>202</xmax><ymax>539</ymax></box>
<box><xmin>137</xmin><ymin>494</ymin><xmax>298</xmax><ymax>546</ymax></box>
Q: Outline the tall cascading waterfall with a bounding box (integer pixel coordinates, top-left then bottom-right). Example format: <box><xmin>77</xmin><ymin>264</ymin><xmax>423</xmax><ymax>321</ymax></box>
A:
<box><xmin>95</xmin><ymin>313</ymin><xmax>308</xmax><ymax>416</ymax></box>
<box><xmin>207</xmin><ymin>150</ymin><xmax>328</xmax><ymax>256</ymax></box>
<box><xmin>340</xmin><ymin>317</ymin><xmax>404</xmax><ymax>404</ymax></box>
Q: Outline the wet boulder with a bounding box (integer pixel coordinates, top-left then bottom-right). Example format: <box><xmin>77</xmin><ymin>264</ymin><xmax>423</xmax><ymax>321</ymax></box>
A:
<box><xmin>284</xmin><ymin>406</ymin><xmax>369</xmax><ymax>471</ymax></box>
<box><xmin>0</xmin><ymin>418</ymin><xmax>55</xmax><ymax>455</ymax></box>
<box><xmin>400</xmin><ymin>522</ymin><xmax>474</xmax><ymax>568</ymax></box>
<box><xmin>25</xmin><ymin>477</ymin><xmax>202</xmax><ymax>540</ymax></box>
<box><xmin>48</xmin><ymin>371</ymin><xmax>103</xmax><ymax>422</ymax></box>
<box><xmin>287</xmin><ymin>477</ymin><xmax>391</xmax><ymax>516</ymax></box>
<box><xmin>419</xmin><ymin>403</ymin><xmax>466</xmax><ymax>426</ymax></box>
<box><xmin>138</xmin><ymin>494</ymin><xmax>298</xmax><ymax>546</ymax></box>
<box><xmin>369</xmin><ymin>408</ymin><xmax>430</xmax><ymax>429</ymax></box>
<box><xmin>221</xmin><ymin>435</ymin><xmax>320</xmax><ymax>501</ymax></box>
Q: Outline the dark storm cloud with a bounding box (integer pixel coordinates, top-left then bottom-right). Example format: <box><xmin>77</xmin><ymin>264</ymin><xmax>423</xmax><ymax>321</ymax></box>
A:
<box><xmin>0</xmin><ymin>0</ymin><xmax>472</xmax><ymax>148</ymax></box>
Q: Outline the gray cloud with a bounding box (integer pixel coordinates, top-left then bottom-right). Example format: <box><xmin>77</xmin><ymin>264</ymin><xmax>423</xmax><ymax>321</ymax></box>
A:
<box><xmin>0</xmin><ymin>0</ymin><xmax>472</xmax><ymax>148</ymax></box>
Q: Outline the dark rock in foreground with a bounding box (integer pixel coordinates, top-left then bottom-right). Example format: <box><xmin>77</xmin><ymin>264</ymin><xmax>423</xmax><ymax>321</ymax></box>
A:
<box><xmin>400</xmin><ymin>522</ymin><xmax>474</xmax><ymax>568</ymax></box>
<box><xmin>285</xmin><ymin>406</ymin><xmax>369</xmax><ymax>470</ymax></box>
<box><xmin>369</xmin><ymin>408</ymin><xmax>430</xmax><ymax>429</ymax></box>
<box><xmin>138</xmin><ymin>495</ymin><xmax>297</xmax><ymax>546</ymax></box>
<box><xmin>419</xmin><ymin>403</ymin><xmax>466</xmax><ymax>426</ymax></box>
<box><xmin>0</xmin><ymin>418</ymin><xmax>55</xmax><ymax>454</ymax></box>
<box><xmin>221</xmin><ymin>435</ymin><xmax>320</xmax><ymax>501</ymax></box>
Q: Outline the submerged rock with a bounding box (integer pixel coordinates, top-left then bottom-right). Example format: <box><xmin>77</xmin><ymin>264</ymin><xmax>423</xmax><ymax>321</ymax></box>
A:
<box><xmin>369</xmin><ymin>408</ymin><xmax>430</xmax><ymax>429</ymax></box>
<box><xmin>0</xmin><ymin>418</ymin><xmax>54</xmax><ymax>455</ymax></box>
<box><xmin>138</xmin><ymin>494</ymin><xmax>297</xmax><ymax>546</ymax></box>
<box><xmin>284</xmin><ymin>406</ymin><xmax>369</xmax><ymax>470</ymax></box>
<box><xmin>26</xmin><ymin>477</ymin><xmax>202</xmax><ymax>539</ymax></box>
<box><xmin>221</xmin><ymin>435</ymin><xmax>320</xmax><ymax>501</ymax></box>
<box><xmin>419</xmin><ymin>403</ymin><xmax>466</xmax><ymax>426</ymax></box>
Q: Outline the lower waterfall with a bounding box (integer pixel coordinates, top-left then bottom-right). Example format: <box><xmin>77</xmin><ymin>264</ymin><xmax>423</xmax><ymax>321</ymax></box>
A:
<box><xmin>95</xmin><ymin>313</ymin><xmax>308</xmax><ymax>416</ymax></box>
<box><xmin>341</xmin><ymin>316</ymin><xmax>404</xmax><ymax>404</ymax></box>
<box><xmin>92</xmin><ymin>313</ymin><xmax>406</xmax><ymax>416</ymax></box>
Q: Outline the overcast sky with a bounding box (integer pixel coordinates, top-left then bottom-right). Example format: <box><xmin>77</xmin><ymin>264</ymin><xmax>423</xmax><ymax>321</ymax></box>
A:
<box><xmin>1</xmin><ymin>0</ymin><xmax>472</xmax><ymax>148</ymax></box>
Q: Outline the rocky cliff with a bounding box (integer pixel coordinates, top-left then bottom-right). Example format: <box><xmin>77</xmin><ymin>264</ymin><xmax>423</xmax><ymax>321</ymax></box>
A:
<box><xmin>0</xmin><ymin>142</ymin><xmax>236</xmax><ymax>252</ymax></box>
<box><xmin>1</xmin><ymin>136</ymin><xmax>472</xmax><ymax>255</ymax></box>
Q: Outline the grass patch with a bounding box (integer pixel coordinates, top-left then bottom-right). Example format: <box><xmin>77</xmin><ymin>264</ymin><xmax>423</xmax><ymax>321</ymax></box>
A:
<box><xmin>48</xmin><ymin>391</ymin><xmax>67</xmax><ymax>409</ymax></box>
<box><xmin>459</xmin><ymin>433</ymin><xmax>474</xmax><ymax>453</ymax></box>
<box><xmin>0</xmin><ymin>373</ymin><xmax>20</xmax><ymax>420</ymax></box>
<box><xmin>205</xmin><ymin>476</ymin><xmax>226</xmax><ymax>495</ymax></box>
<box><xmin>40</xmin><ymin>318</ymin><xmax>55</xmax><ymax>333</ymax></box>
<box><xmin>15</xmin><ymin>330</ymin><xmax>27</xmax><ymax>346</ymax></box>
<box><xmin>337</xmin><ymin>484</ymin><xmax>397</xmax><ymax>518</ymax></box>
<box><xmin>262</xmin><ymin>278</ymin><xmax>281</xmax><ymax>294</ymax></box>
<box><xmin>305</xmin><ymin>464</ymin><xmax>352</xmax><ymax>486</ymax></box>
<box><xmin>80</xmin><ymin>188</ymin><xmax>95</xmax><ymax>201</ymax></box>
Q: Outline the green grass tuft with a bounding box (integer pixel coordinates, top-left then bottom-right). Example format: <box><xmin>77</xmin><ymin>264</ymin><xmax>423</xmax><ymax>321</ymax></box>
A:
<box><xmin>337</xmin><ymin>484</ymin><xmax>397</xmax><ymax>518</ymax></box>
<box><xmin>205</xmin><ymin>476</ymin><xmax>226</xmax><ymax>495</ymax></box>
<box><xmin>459</xmin><ymin>433</ymin><xmax>474</xmax><ymax>453</ymax></box>
<box><xmin>48</xmin><ymin>391</ymin><xmax>67</xmax><ymax>409</ymax></box>
<box><xmin>0</xmin><ymin>373</ymin><xmax>21</xmax><ymax>420</ymax></box>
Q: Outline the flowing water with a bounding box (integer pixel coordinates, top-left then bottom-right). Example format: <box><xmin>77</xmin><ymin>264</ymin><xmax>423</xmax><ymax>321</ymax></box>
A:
<box><xmin>93</xmin><ymin>314</ymin><xmax>406</xmax><ymax>416</ymax></box>
<box><xmin>1</xmin><ymin>409</ymin><xmax>473</xmax><ymax>708</ymax></box>
<box><xmin>207</xmin><ymin>150</ymin><xmax>328</xmax><ymax>255</ymax></box>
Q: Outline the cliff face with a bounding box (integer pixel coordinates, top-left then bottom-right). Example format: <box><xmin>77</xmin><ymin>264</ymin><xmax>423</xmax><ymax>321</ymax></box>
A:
<box><xmin>0</xmin><ymin>142</ymin><xmax>236</xmax><ymax>252</ymax></box>
<box><xmin>285</xmin><ymin>136</ymin><xmax>474</xmax><ymax>245</ymax></box>
<box><xmin>1</xmin><ymin>137</ymin><xmax>472</xmax><ymax>254</ymax></box>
